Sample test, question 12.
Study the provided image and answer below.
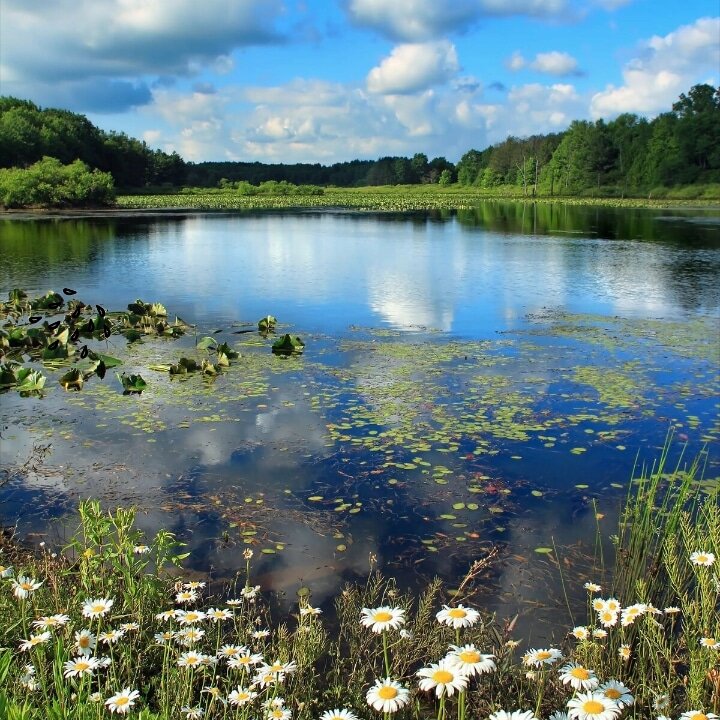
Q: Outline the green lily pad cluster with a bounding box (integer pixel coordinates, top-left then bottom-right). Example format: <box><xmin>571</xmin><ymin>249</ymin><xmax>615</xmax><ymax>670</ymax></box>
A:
<box><xmin>0</xmin><ymin>361</ymin><xmax>46</xmax><ymax>395</ymax></box>
<box><xmin>272</xmin><ymin>334</ymin><xmax>305</xmax><ymax>355</ymax></box>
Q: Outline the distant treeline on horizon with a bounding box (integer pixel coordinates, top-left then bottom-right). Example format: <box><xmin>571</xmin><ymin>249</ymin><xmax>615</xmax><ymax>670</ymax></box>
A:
<box><xmin>0</xmin><ymin>84</ymin><xmax>718</xmax><ymax>195</ymax></box>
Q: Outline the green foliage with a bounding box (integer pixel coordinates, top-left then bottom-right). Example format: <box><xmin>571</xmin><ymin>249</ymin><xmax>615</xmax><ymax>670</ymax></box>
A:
<box><xmin>0</xmin><ymin>157</ymin><xmax>115</xmax><ymax>208</ymax></box>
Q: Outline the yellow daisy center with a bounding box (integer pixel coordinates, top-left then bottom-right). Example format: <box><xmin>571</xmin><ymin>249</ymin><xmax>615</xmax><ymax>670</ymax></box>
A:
<box><xmin>91</xmin><ymin>604</ymin><xmax>105</xmax><ymax>613</ymax></box>
<box><xmin>448</xmin><ymin>608</ymin><xmax>467</xmax><ymax>619</ymax></box>
<box><xmin>690</xmin><ymin>715</ymin><xmax>707</xmax><ymax>720</ymax></box>
<box><xmin>21</xmin><ymin>582</ymin><xmax>32</xmax><ymax>590</ymax></box>
<box><xmin>536</xmin><ymin>651</ymin><xmax>552</xmax><ymax>660</ymax></box>
<box><xmin>582</xmin><ymin>701</ymin><xmax>604</xmax><ymax>714</ymax></box>
<box><xmin>378</xmin><ymin>686</ymin><xmax>398</xmax><ymax>700</ymax></box>
<box><xmin>570</xmin><ymin>667</ymin><xmax>590</xmax><ymax>680</ymax></box>
<box><xmin>374</xmin><ymin>611</ymin><xmax>392</xmax><ymax>622</ymax></box>
<box><xmin>76</xmin><ymin>662</ymin><xmax>90</xmax><ymax>671</ymax></box>
<box><xmin>432</xmin><ymin>670</ymin><xmax>454</xmax><ymax>684</ymax></box>
<box><xmin>116</xmin><ymin>698</ymin><xmax>129</xmax><ymax>706</ymax></box>
<box><xmin>604</xmin><ymin>689</ymin><xmax>621</xmax><ymax>699</ymax></box>
<box><xmin>696</xmin><ymin>555</ymin><xmax>708</xmax><ymax>563</ymax></box>
<box><xmin>186</xmin><ymin>657</ymin><xmax>199</xmax><ymax>665</ymax></box>
<box><xmin>705</xmin><ymin>638</ymin><xmax>716</xmax><ymax>645</ymax></box>
<box><xmin>271</xmin><ymin>710</ymin><xmax>283</xmax><ymax>718</ymax></box>
<box><xmin>459</xmin><ymin>650</ymin><xmax>480</xmax><ymax>663</ymax></box>
<box><xmin>79</xmin><ymin>637</ymin><xmax>90</xmax><ymax>647</ymax></box>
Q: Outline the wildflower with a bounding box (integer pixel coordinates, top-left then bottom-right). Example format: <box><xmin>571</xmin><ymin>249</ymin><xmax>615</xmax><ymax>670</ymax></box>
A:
<box><xmin>243</xmin><ymin>548</ymin><xmax>254</xmax><ymax>560</ymax></box>
<box><xmin>19</xmin><ymin>631</ymin><xmax>52</xmax><ymax>651</ymax></box>
<box><xmin>620</xmin><ymin>603</ymin><xmax>646</xmax><ymax>626</ymax></box>
<box><xmin>559</xmin><ymin>663</ymin><xmax>599</xmax><ymax>691</ymax></box>
<box><xmin>177</xmin><ymin>651</ymin><xmax>210</xmax><ymax>668</ymax></box>
<box><xmin>489</xmin><ymin>712</ymin><xmax>538</xmax><ymax>720</ymax></box>
<box><xmin>664</xmin><ymin>606</ymin><xmax>681</xmax><ymax>614</ymax></box>
<box><xmin>218</xmin><ymin>644</ymin><xmax>246</xmax><ymax>659</ymax></box>
<box><xmin>700</xmin><ymin>637</ymin><xmax>720</xmax><ymax>650</ymax></box>
<box><xmin>360</xmin><ymin>606</ymin><xmax>406</xmax><ymax>633</ymax></box>
<box><xmin>120</xmin><ymin>622</ymin><xmax>139</xmax><ymax>631</ymax></box>
<box><xmin>522</xmin><ymin>647</ymin><xmax>562</xmax><ymax>667</ymax></box>
<box><xmin>133</xmin><ymin>545</ymin><xmax>150</xmax><ymax>554</ymax></box>
<box><xmin>549</xmin><ymin>713</ymin><xmax>569</xmax><ymax>720</ymax></box>
<box><xmin>175</xmin><ymin>627</ymin><xmax>205</xmax><ymax>645</ymax></box>
<box><xmin>75</xmin><ymin>629</ymin><xmax>97</xmax><ymax>656</ymax></box>
<box><xmin>267</xmin><ymin>706</ymin><xmax>292</xmax><ymax>720</ymax></box>
<box><xmin>252</xmin><ymin>628</ymin><xmax>270</xmax><ymax>639</ymax></box>
<box><xmin>0</xmin><ymin>563</ymin><xmax>14</xmax><ymax>578</ymax></box>
<box><xmin>97</xmin><ymin>656</ymin><xmax>113</xmax><ymax>668</ymax></box>
<box><xmin>690</xmin><ymin>551</ymin><xmax>716</xmax><ymax>567</ymax></box>
<box><xmin>225</xmin><ymin>686</ymin><xmax>256</xmax><ymax>705</ymax></box>
<box><xmin>679</xmin><ymin>713</ymin><xmax>719</xmax><ymax>720</ymax></box>
<box><xmin>653</xmin><ymin>693</ymin><xmax>670</xmax><ymax>713</ymax></box>
<box><xmin>505</xmin><ymin>639</ymin><xmax>520</xmax><ymax>648</ymax></box>
<box><xmin>446</xmin><ymin>644</ymin><xmax>496</xmax><ymax>675</ymax></box>
<box><xmin>366</xmin><ymin>678</ymin><xmax>410</xmax><ymax>713</ymax></box>
<box><xmin>591</xmin><ymin>629</ymin><xmax>608</xmax><ymax>639</ymax></box>
<box><xmin>618</xmin><ymin>644</ymin><xmax>631</xmax><ymax>661</ymax></box>
<box><xmin>227</xmin><ymin>598</ymin><xmax>243</xmax><ymax>606</ymax></box>
<box><xmin>154</xmin><ymin>631</ymin><xmax>174</xmax><ymax>644</ymax></box>
<box><xmin>253</xmin><ymin>669</ymin><xmax>284</xmax><ymax>688</ymax></box>
<box><xmin>11</xmin><ymin>575</ymin><xmax>43</xmax><ymax>600</ymax></box>
<box><xmin>184</xmin><ymin>581</ymin><xmax>206</xmax><ymax>590</ymax></box>
<box><xmin>399</xmin><ymin>628</ymin><xmax>413</xmax><ymax>640</ymax></box>
<box><xmin>567</xmin><ymin>692</ymin><xmax>621</xmax><ymax>720</ymax></box>
<box><xmin>571</xmin><ymin>626</ymin><xmax>589</xmax><ymax>641</ymax></box>
<box><xmin>177</xmin><ymin>609</ymin><xmax>206</xmax><ymax>625</ymax></box>
<box><xmin>64</xmin><ymin>656</ymin><xmax>100</xmax><ymax>678</ymax></box>
<box><xmin>320</xmin><ymin>710</ymin><xmax>360</xmax><ymax>720</ymax></box>
<box><xmin>436</xmin><ymin>604</ymin><xmax>480</xmax><ymax>629</ymax></box>
<box><xmin>598</xmin><ymin>680</ymin><xmax>634</xmax><ymax>708</ymax></box>
<box><xmin>182</xmin><ymin>707</ymin><xmax>205</xmax><ymax>719</ymax></box>
<box><xmin>242</xmin><ymin>585</ymin><xmax>261</xmax><ymax>600</ymax></box>
<box><xmin>300</xmin><ymin>606</ymin><xmax>322</xmax><ymax>616</ymax></box>
<box><xmin>105</xmin><ymin>688</ymin><xmax>140</xmax><ymax>715</ymax></box>
<box><xmin>82</xmin><ymin>597</ymin><xmax>114</xmax><ymax>618</ymax></box>
<box><xmin>20</xmin><ymin>664</ymin><xmax>38</xmax><ymax>691</ymax></box>
<box><xmin>417</xmin><ymin>659</ymin><xmax>469</xmax><ymax>697</ymax></box>
<box><xmin>32</xmin><ymin>614</ymin><xmax>70</xmax><ymax>630</ymax></box>
<box><xmin>584</xmin><ymin>582</ymin><xmax>602</xmax><ymax>593</ymax></box>
<box><xmin>99</xmin><ymin>629</ymin><xmax>125</xmax><ymax>645</ymax></box>
<box><xmin>228</xmin><ymin>650</ymin><xmax>264</xmax><ymax>669</ymax></box>
<box><xmin>201</xmin><ymin>687</ymin><xmax>224</xmax><ymax>702</ymax></box>
<box><xmin>175</xmin><ymin>590</ymin><xmax>198</xmax><ymax>604</ymax></box>
<box><xmin>206</xmin><ymin>607</ymin><xmax>233</xmax><ymax>622</ymax></box>
<box><xmin>156</xmin><ymin>609</ymin><xmax>180</xmax><ymax>621</ymax></box>
<box><xmin>597</xmin><ymin>610</ymin><xmax>618</xmax><ymax>628</ymax></box>
<box><xmin>89</xmin><ymin>692</ymin><xmax>104</xmax><ymax>703</ymax></box>
<box><xmin>262</xmin><ymin>659</ymin><xmax>297</xmax><ymax>675</ymax></box>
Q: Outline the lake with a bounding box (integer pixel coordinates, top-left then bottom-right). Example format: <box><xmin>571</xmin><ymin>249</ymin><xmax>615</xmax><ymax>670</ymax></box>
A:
<box><xmin>1</xmin><ymin>202</ymin><xmax>719</xmax><ymax>641</ymax></box>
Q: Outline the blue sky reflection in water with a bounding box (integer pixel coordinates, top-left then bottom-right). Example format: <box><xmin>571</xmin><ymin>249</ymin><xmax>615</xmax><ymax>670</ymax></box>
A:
<box><xmin>0</xmin><ymin>205</ymin><xmax>718</xmax><ymax>640</ymax></box>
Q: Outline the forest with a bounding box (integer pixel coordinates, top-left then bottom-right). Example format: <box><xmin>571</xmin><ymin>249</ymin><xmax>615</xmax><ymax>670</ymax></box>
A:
<box><xmin>0</xmin><ymin>84</ymin><xmax>718</xmax><ymax>203</ymax></box>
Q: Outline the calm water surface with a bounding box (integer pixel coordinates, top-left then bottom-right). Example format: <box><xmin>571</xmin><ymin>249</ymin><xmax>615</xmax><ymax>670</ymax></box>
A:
<box><xmin>1</xmin><ymin>203</ymin><xmax>719</xmax><ymax>640</ymax></box>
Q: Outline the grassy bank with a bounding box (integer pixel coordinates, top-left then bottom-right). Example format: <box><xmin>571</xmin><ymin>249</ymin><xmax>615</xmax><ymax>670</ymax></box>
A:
<box><xmin>115</xmin><ymin>185</ymin><xmax>720</xmax><ymax>213</ymax></box>
<box><xmin>0</xmin><ymin>445</ymin><xmax>718</xmax><ymax>718</ymax></box>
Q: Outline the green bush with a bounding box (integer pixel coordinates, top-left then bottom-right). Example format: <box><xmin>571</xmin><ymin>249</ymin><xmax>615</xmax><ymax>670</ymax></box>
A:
<box><xmin>0</xmin><ymin>156</ymin><xmax>115</xmax><ymax>208</ymax></box>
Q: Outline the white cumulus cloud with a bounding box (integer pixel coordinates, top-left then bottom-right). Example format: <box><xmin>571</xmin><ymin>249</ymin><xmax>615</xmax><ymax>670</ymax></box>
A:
<box><xmin>507</xmin><ymin>50</ymin><xmax>580</xmax><ymax>75</ymax></box>
<box><xmin>366</xmin><ymin>41</ymin><xmax>459</xmax><ymax>95</ymax></box>
<box><xmin>591</xmin><ymin>16</ymin><xmax>720</xmax><ymax>118</ymax></box>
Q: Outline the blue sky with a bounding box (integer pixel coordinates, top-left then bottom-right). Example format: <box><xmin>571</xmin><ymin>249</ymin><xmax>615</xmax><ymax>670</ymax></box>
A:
<box><xmin>1</xmin><ymin>0</ymin><xmax>718</xmax><ymax>164</ymax></box>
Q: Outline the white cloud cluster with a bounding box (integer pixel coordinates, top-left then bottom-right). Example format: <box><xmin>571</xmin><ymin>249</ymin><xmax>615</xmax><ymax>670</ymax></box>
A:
<box><xmin>0</xmin><ymin>0</ymin><xmax>285</xmax><ymax>111</ymax></box>
<box><xmin>591</xmin><ymin>16</ymin><xmax>720</xmax><ymax>118</ymax></box>
<box><xmin>366</xmin><ymin>41</ymin><xmax>459</xmax><ymax>95</ymax></box>
<box><xmin>506</xmin><ymin>50</ymin><xmax>581</xmax><ymax>75</ymax></box>
<box><xmin>347</xmin><ymin>0</ymin><xmax>571</xmax><ymax>40</ymax></box>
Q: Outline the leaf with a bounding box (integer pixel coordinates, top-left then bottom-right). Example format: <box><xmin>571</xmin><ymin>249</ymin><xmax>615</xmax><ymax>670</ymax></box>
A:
<box><xmin>534</xmin><ymin>547</ymin><xmax>553</xmax><ymax>554</ymax></box>
<box><xmin>117</xmin><ymin>372</ymin><xmax>147</xmax><ymax>394</ymax></box>
<box><xmin>196</xmin><ymin>336</ymin><xmax>217</xmax><ymax>350</ymax></box>
<box><xmin>258</xmin><ymin>315</ymin><xmax>277</xmax><ymax>332</ymax></box>
<box><xmin>59</xmin><ymin>368</ymin><xmax>84</xmax><ymax>391</ymax></box>
<box><xmin>272</xmin><ymin>334</ymin><xmax>305</xmax><ymax>355</ymax></box>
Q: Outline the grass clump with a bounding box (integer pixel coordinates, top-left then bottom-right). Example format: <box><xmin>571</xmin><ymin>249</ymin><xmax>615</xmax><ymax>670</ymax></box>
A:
<box><xmin>0</xmin><ymin>447</ymin><xmax>718</xmax><ymax>719</ymax></box>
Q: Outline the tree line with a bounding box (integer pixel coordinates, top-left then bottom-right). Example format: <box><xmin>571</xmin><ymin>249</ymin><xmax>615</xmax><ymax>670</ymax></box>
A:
<box><xmin>0</xmin><ymin>84</ymin><xmax>718</xmax><ymax>198</ymax></box>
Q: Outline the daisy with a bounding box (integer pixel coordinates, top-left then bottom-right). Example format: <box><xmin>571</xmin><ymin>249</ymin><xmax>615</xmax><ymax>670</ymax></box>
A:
<box><xmin>690</xmin><ymin>551</ymin><xmax>716</xmax><ymax>567</ymax></box>
<box><xmin>20</xmin><ymin>664</ymin><xmax>38</xmax><ymax>691</ymax></box>
<box><xmin>19</xmin><ymin>632</ymin><xmax>52</xmax><ymax>652</ymax></box>
<box><xmin>175</xmin><ymin>590</ymin><xmax>198</xmax><ymax>604</ymax></box>
<box><xmin>267</xmin><ymin>706</ymin><xmax>292</xmax><ymax>720</ymax></box>
<box><xmin>206</xmin><ymin>607</ymin><xmax>233</xmax><ymax>622</ymax></box>
<box><xmin>598</xmin><ymin>680</ymin><xmax>634</xmax><ymax>708</ymax></box>
<box><xmin>417</xmin><ymin>659</ymin><xmax>469</xmax><ymax>697</ymax></box>
<box><xmin>522</xmin><ymin>648</ymin><xmax>562</xmax><ymax>667</ymax></box>
<box><xmin>618</xmin><ymin>644</ymin><xmax>631</xmax><ymax>661</ymax></box>
<box><xmin>33</xmin><ymin>614</ymin><xmax>70</xmax><ymax>630</ymax></box>
<box><xmin>155</xmin><ymin>631</ymin><xmax>174</xmax><ymax>644</ymax></box>
<box><xmin>175</xmin><ymin>627</ymin><xmax>205</xmax><ymax>645</ymax></box>
<box><xmin>226</xmin><ymin>598</ymin><xmax>243</xmax><ymax>607</ymax></box>
<box><xmin>664</xmin><ymin>606</ymin><xmax>681</xmax><ymax>614</ymax></box>
<box><xmin>567</xmin><ymin>692</ymin><xmax>621</xmax><ymax>720</ymax></box>
<box><xmin>82</xmin><ymin>597</ymin><xmax>114</xmax><ymax>618</ymax></box>
<box><xmin>489</xmin><ymin>712</ymin><xmax>538</xmax><ymax>720</ymax></box>
<box><xmin>133</xmin><ymin>545</ymin><xmax>150</xmax><ymax>555</ymax></box>
<box><xmin>320</xmin><ymin>710</ymin><xmax>360</xmax><ymax>720</ymax></box>
<box><xmin>105</xmin><ymin>688</ymin><xmax>140</xmax><ymax>715</ymax></box>
<box><xmin>584</xmin><ymin>582</ymin><xmax>602</xmax><ymax>593</ymax></box>
<box><xmin>591</xmin><ymin>629</ymin><xmax>608</xmax><ymax>639</ymax></box>
<box><xmin>262</xmin><ymin>659</ymin><xmax>297</xmax><ymax>675</ymax></box>
<box><xmin>597</xmin><ymin>610</ymin><xmax>618</xmax><ymax>628</ymax></box>
<box><xmin>120</xmin><ymin>622</ymin><xmax>139</xmax><ymax>632</ymax></box>
<box><xmin>0</xmin><ymin>562</ymin><xmax>14</xmax><ymax>578</ymax></box>
<box><xmin>156</xmin><ymin>609</ymin><xmax>180</xmax><ymax>621</ymax></box>
<box><xmin>360</xmin><ymin>606</ymin><xmax>406</xmax><ymax>633</ymax></box>
<box><xmin>177</xmin><ymin>651</ymin><xmax>210</xmax><ymax>668</ymax></box>
<box><xmin>11</xmin><ymin>575</ymin><xmax>43</xmax><ymax>600</ymax></box>
<box><xmin>253</xmin><ymin>669</ymin><xmax>284</xmax><ymax>688</ymax></box>
<box><xmin>217</xmin><ymin>644</ymin><xmax>247</xmax><ymax>659</ymax></box>
<box><xmin>446</xmin><ymin>644</ymin><xmax>496</xmax><ymax>675</ymax></box>
<box><xmin>620</xmin><ymin>604</ymin><xmax>646</xmax><ymax>626</ymax></box>
<box><xmin>228</xmin><ymin>650</ymin><xmax>264</xmax><ymax>669</ymax></box>
<box><xmin>679</xmin><ymin>712</ymin><xmax>719</xmax><ymax>720</ymax></box>
<box><xmin>571</xmin><ymin>626</ymin><xmax>590</xmax><ymax>641</ymax></box>
<box><xmin>75</xmin><ymin>629</ymin><xmax>97</xmax><ymax>656</ymax></box>
<box><xmin>99</xmin><ymin>629</ymin><xmax>125</xmax><ymax>645</ymax></box>
<box><xmin>182</xmin><ymin>707</ymin><xmax>205</xmax><ymax>719</ymax></box>
<box><xmin>700</xmin><ymin>637</ymin><xmax>720</xmax><ymax>650</ymax></box>
<box><xmin>300</xmin><ymin>606</ymin><xmax>322</xmax><ymax>616</ymax></box>
<box><xmin>591</xmin><ymin>598</ymin><xmax>607</xmax><ymax>613</ymax></box>
<box><xmin>228</xmin><ymin>687</ymin><xmax>257</xmax><ymax>706</ymax></box>
<box><xmin>366</xmin><ymin>678</ymin><xmax>410</xmax><ymax>713</ymax></box>
<box><xmin>184</xmin><ymin>581</ymin><xmax>206</xmax><ymax>590</ymax></box>
<box><xmin>559</xmin><ymin>663</ymin><xmax>599</xmax><ymax>691</ymax></box>
<box><xmin>252</xmin><ymin>629</ymin><xmax>271</xmax><ymax>639</ymax></box>
<box><xmin>63</xmin><ymin>656</ymin><xmax>100</xmax><ymax>678</ymax></box>
<box><xmin>549</xmin><ymin>713</ymin><xmax>569</xmax><ymax>720</ymax></box>
<box><xmin>242</xmin><ymin>585</ymin><xmax>261</xmax><ymax>600</ymax></box>
<box><xmin>177</xmin><ymin>610</ymin><xmax>206</xmax><ymax>625</ymax></box>
<box><xmin>436</xmin><ymin>604</ymin><xmax>480</xmax><ymax>629</ymax></box>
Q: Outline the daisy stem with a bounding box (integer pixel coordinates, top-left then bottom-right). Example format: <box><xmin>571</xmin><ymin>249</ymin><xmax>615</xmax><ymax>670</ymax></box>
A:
<box><xmin>455</xmin><ymin>628</ymin><xmax>460</xmax><ymax>647</ymax></box>
<box><xmin>437</xmin><ymin>693</ymin><xmax>446</xmax><ymax>720</ymax></box>
<box><xmin>458</xmin><ymin>689</ymin><xmax>465</xmax><ymax>720</ymax></box>
<box><xmin>382</xmin><ymin>631</ymin><xmax>391</xmax><ymax>677</ymax></box>
<box><xmin>534</xmin><ymin>670</ymin><xmax>545</xmax><ymax>717</ymax></box>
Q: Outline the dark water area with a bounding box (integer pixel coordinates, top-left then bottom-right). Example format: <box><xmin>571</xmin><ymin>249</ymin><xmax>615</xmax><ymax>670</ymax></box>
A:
<box><xmin>1</xmin><ymin>202</ymin><xmax>719</xmax><ymax>642</ymax></box>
